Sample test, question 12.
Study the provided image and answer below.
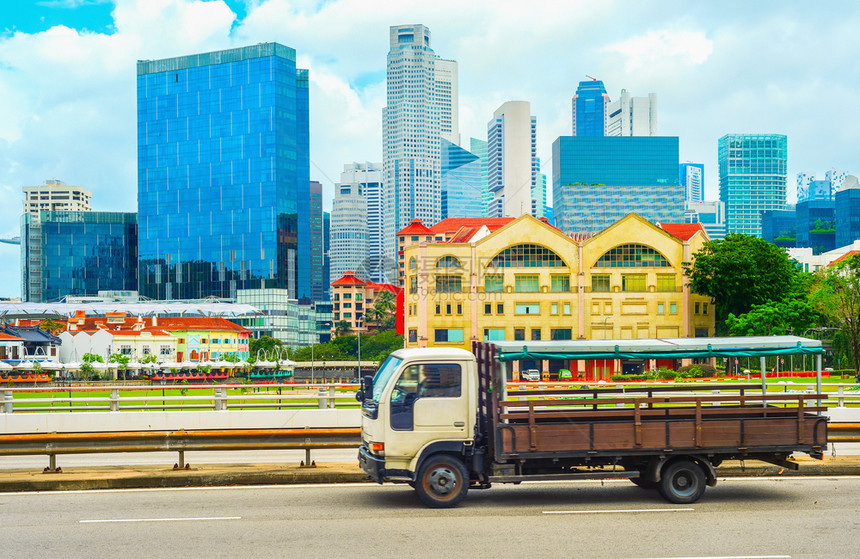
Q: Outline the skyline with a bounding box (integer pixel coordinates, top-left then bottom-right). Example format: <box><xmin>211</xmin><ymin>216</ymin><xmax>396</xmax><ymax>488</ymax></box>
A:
<box><xmin>2</xmin><ymin>0</ymin><xmax>859</xmax><ymax>298</ymax></box>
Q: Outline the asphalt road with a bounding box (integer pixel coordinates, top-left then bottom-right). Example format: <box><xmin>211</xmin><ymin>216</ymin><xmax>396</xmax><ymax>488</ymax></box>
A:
<box><xmin>2</xmin><ymin>477</ymin><xmax>858</xmax><ymax>558</ymax></box>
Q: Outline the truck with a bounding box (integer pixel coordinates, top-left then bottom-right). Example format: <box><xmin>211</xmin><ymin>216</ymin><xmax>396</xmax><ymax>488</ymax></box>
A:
<box><xmin>358</xmin><ymin>337</ymin><xmax>828</xmax><ymax>508</ymax></box>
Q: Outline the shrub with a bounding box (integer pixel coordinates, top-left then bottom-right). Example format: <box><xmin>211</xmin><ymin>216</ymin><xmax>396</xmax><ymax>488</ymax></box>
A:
<box><xmin>677</xmin><ymin>364</ymin><xmax>717</xmax><ymax>377</ymax></box>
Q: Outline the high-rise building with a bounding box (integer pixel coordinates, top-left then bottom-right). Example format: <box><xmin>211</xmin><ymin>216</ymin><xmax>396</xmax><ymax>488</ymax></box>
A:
<box><xmin>441</xmin><ymin>139</ymin><xmax>483</xmax><ymax>219</ymax></box>
<box><xmin>382</xmin><ymin>24</ymin><xmax>457</xmax><ymax>262</ymax></box>
<box><xmin>309</xmin><ymin>181</ymin><xmax>325</xmax><ymax>301</ymax></box>
<box><xmin>552</xmin><ymin>136</ymin><xmax>682</xmax><ymax>232</ymax></box>
<box><xmin>322</xmin><ymin>211</ymin><xmax>330</xmax><ymax>300</ymax></box>
<box><xmin>136</xmin><ymin>43</ymin><xmax>310</xmax><ymax>300</ymax></box>
<box><xmin>680</xmin><ymin>163</ymin><xmax>705</xmax><ymax>203</ymax></box>
<box><xmin>718</xmin><ymin>134</ymin><xmax>787</xmax><ymax>236</ymax></box>
<box><xmin>487</xmin><ymin>101</ymin><xmax>537</xmax><ymax>218</ymax></box>
<box><xmin>796</xmin><ymin>198</ymin><xmax>836</xmax><ymax>254</ymax></box>
<box><xmin>836</xmin><ymin>176</ymin><xmax>860</xmax><ymax>247</ymax></box>
<box><xmin>571</xmin><ymin>79</ymin><xmax>609</xmax><ymax>136</ymax></box>
<box><xmin>607</xmin><ymin>90</ymin><xmax>657</xmax><ymax>137</ymax></box>
<box><xmin>23</xmin><ymin>180</ymin><xmax>92</xmax><ymax>218</ymax></box>
<box><xmin>22</xmin><ymin>211</ymin><xmax>137</xmax><ymax>302</ymax></box>
<box><xmin>761</xmin><ymin>207</ymin><xmax>796</xmax><ymax>249</ymax></box>
<box><xmin>797</xmin><ymin>169</ymin><xmax>846</xmax><ymax>202</ymax></box>
<box><xmin>435</xmin><ymin>58</ymin><xmax>459</xmax><ymax>146</ymax></box>
<box><xmin>469</xmin><ymin>137</ymin><xmax>490</xmax><ymax>217</ymax></box>
<box><xmin>685</xmin><ymin>200</ymin><xmax>726</xmax><ymax>240</ymax></box>
<box><xmin>331</xmin><ymin>171</ymin><xmax>369</xmax><ymax>285</ymax></box>
<box><xmin>533</xmin><ymin>157</ymin><xmax>547</xmax><ymax>219</ymax></box>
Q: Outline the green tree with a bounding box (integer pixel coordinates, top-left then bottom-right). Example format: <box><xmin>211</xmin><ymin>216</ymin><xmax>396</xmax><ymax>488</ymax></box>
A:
<box><xmin>811</xmin><ymin>254</ymin><xmax>860</xmax><ymax>375</ymax></box>
<box><xmin>726</xmin><ymin>299</ymin><xmax>820</xmax><ymax>336</ymax></box>
<box><xmin>110</xmin><ymin>353</ymin><xmax>131</xmax><ymax>380</ymax></box>
<box><xmin>249</xmin><ymin>336</ymin><xmax>283</xmax><ymax>360</ymax></box>
<box><xmin>683</xmin><ymin>234</ymin><xmax>798</xmax><ymax>330</ymax></box>
<box><xmin>80</xmin><ymin>353</ymin><xmax>104</xmax><ymax>380</ymax></box>
<box><xmin>366</xmin><ymin>290</ymin><xmax>397</xmax><ymax>331</ymax></box>
<box><xmin>334</xmin><ymin>320</ymin><xmax>352</xmax><ymax>337</ymax></box>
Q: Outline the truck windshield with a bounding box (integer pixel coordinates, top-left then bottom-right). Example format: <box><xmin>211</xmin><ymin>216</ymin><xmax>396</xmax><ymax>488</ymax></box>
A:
<box><xmin>371</xmin><ymin>356</ymin><xmax>402</xmax><ymax>402</ymax></box>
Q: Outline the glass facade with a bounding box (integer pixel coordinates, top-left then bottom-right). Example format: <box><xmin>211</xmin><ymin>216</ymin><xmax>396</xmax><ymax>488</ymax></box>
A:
<box><xmin>235</xmin><ymin>288</ymin><xmax>332</xmax><ymax>346</ymax></box>
<box><xmin>137</xmin><ymin>43</ymin><xmax>310</xmax><ymax>300</ymax></box>
<box><xmin>760</xmin><ymin>208</ymin><xmax>796</xmax><ymax>248</ymax></box>
<box><xmin>571</xmin><ymin>79</ymin><xmax>609</xmax><ymax>136</ymax></box>
<box><xmin>441</xmin><ymin>139</ymin><xmax>483</xmax><ymax>219</ymax></box>
<box><xmin>718</xmin><ymin>134</ymin><xmax>787</xmax><ymax>237</ymax></box>
<box><xmin>836</xmin><ymin>187</ymin><xmax>860</xmax><ymax>248</ymax></box>
<box><xmin>796</xmin><ymin>199</ymin><xmax>836</xmax><ymax>254</ymax></box>
<box><xmin>552</xmin><ymin>136</ymin><xmax>681</xmax><ymax>233</ymax></box>
<box><xmin>309</xmin><ymin>181</ymin><xmax>326</xmax><ymax>301</ymax></box>
<box><xmin>469</xmin><ymin>138</ymin><xmax>490</xmax><ymax>217</ymax></box>
<box><xmin>22</xmin><ymin>211</ymin><xmax>138</xmax><ymax>303</ymax></box>
<box><xmin>679</xmin><ymin>163</ymin><xmax>704</xmax><ymax>203</ymax></box>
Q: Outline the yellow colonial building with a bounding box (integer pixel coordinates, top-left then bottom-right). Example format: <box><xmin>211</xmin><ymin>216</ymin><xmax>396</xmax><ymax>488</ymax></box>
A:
<box><xmin>402</xmin><ymin>213</ymin><xmax>715</xmax><ymax>376</ymax></box>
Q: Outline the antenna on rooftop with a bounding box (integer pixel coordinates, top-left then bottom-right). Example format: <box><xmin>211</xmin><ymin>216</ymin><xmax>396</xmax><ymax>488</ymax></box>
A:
<box><xmin>585</xmin><ymin>75</ymin><xmax>598</xmax><ymax>81</ymax></box>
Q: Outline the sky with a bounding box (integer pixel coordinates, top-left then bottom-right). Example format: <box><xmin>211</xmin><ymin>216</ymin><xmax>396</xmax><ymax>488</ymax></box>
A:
<box><xmin>1</xmin><ymin>0</ymin><xmax>859</xmax><ymax>299</ymax></box>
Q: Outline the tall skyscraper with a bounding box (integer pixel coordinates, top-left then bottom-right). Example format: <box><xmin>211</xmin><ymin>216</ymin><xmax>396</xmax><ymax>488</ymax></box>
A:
<box><xmin>382</xmin><ymin>24</ymin><xmax>457</xmax><ymax>262</ymax></box>
<box><xmin>22</xmin><ymin>211</ymin><xmax>138</xmax><ymax>302</ymax></box>
<box><xmin>836</xmin><ymin>175</ymin><xmax>860</xmax><ymax>247</ymax></box>
<box><xmin>137</xmin><ymin>43</ymin><xmax>310</xmax><ymax>300</ymax></box>
<box><xmin>607</xmin><ymin>90</ymin><xmax>657</xmax><ymax>136</ymax></box>
<box><xmin>309</xmin><ymin>180</ymin><xmax>325</xmax><ymax>301</ymax></box>
<box><xmin>552</xmin><ymin>136</ymin><xmax>682</xmax><ymax>232</ymax></box>
<box><xmin>469</xmin><ymin>137</ymin><xmax>490</xmax><ymax>217</ymax></box>
<box><xmin>332</xmin><ymin>162</ymin><xmax>385</xmax><ymax>283</ymax></box>
<box><xmin>718</xmin><ymin>134</ymin><xmax>787</xmax><ymax>236</ymax></box>
<box><xmin>680</xmin><ymin>163</ymin><xmax>705</xmax><ymax>203</ymax></box>
<box><xmin>441</xmin><ymin>139</ymin><xmax>483</xmax><ymax>219</ymax></box>
<box><xmin>487</xmin><ymin>101</ymin><xmax>537</xmax><ymax>218</ymax></box>
<box><xmin>533</xmin><ymin>157</ymin><xmax>547</xmax><ymax>219</ymax></box>
<box><xmin>435</xmin><ymin>58</ymin><xmax>459</xmax><ymax>146</ymax></box>
<box><xmin>571</xmin><ymin>78</ymin><xmax>609</xmax><ymax>136</ymax></box>
<box><xmin>322</xmin><ymin>211</ymin><xmax>330</xmax><ymax>300</ymax></box>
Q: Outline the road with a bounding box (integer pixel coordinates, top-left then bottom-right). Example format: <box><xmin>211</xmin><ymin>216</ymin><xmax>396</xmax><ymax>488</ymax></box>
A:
<box><xmin>2</xmin><ymin>477</ymin><xmax>858</xmax><ymax>558</ymax></box>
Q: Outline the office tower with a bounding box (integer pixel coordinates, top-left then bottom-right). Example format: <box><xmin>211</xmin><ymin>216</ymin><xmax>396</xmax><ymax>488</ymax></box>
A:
<box><xmin>607</xmin><ymin>90</ymin><xmax>657</xmax><ymax>137</ymax></box>
<box><xmin>23</xmin><ymin>180</ymin><xmax>92</xmax><ymax>218</ymax></box>
<box><xmin>680</xmin><ymin>163</ymin><xmax>705</xmax><ymax>203</ymax></box>
<box><xmin>309</xmin><ymin>180</ymin><xmax>325</xmax><ymax>301</ymax></box>
<box><xmin>533</xmin><ymin>157</ymin><xmax>546</xmax><ymax>218</ymax></box>
<box><xmin>322</xmin><ymin>211</ymin><xmax>330</xmax><ymax>300</ymax></box>
<box><xmin>435</xmin><ymin>58</ymin><xmax>460</xmax><ymax>145</ymax></box>
<box><xmin>552</xmin><ymin>136</ymin><xmax>682</xmax><ymax>232</ymax></box>
<box><xmin>761</xmin><ymin>206</ymin><xmax>797</xmax><ymax>249</ymax></box>
<box><xmin>796</xmin><ymin>197</ymin><xmax>835</xmax><ymax>254</ymax></box>
<box><xmin>382</xmin><ymin>24</ymin><xmax>457</xmax><ymax>261</ymax></box>
<box><xmin>331</xmin><ymin>172</ymin><xmax>369</xmax><ymax>285</ymax></box>
<box><xmin>571</xmin><ymin>78</ymin><xmax>609</xmax><ymax>136</ymax></box>
<box><xmin>441</xmin><ymin>139</ymin><xmax>483</xmax><ymax>219</ymax></box>
<box><xmin>22</xmin><ymin>211</ymin><xmax>137</xmax><ymax>302</ymax></box>
<box><xmin>685</xmin><ymin>200</ymin><xmax>726</xmax><ymax>240</ymax></box>
<box><xmin>836</xmin><ymin>175</ymin><xmax>860</xmax><ymax>247</ymax></box>
<box><xmin>487</xmin><ymin>101</ymin><xmax>537</xmax><ymax>218</ymax></box>
<box><xmin>718</xmin><ymin>134</ymin><xmax>787</xmax><ymax>236</ymax></box>
<box><xmin>136</xmin><ymin>43</ymin><xmax>310</xmax><ymax>300</ymax></box>
<box><xmin>469</xmin><ymin>137</ymin><xmax>490</xmax><ymax>217</ymax></box>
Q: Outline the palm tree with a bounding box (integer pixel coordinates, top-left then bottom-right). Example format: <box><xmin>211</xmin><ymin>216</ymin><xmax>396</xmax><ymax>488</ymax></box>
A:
<box><xmin>335</xmin><ymin>320</ymin><xmax>352</xmax><ymax>338</ymax></box>
<box><xmin>370</xmin><ymin>291</ymin><xmax>397</xmax><ymax>331</ymax></box>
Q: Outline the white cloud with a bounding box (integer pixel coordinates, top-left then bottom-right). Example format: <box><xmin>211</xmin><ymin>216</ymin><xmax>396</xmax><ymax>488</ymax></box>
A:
<box><xmin>602</xmin><ymin>29</ymin><xmax>714</xmax><ymax>73</ymax></box>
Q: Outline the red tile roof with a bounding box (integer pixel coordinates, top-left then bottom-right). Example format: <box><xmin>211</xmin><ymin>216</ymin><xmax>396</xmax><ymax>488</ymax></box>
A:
<box><xmin>659</xmin><ymin>223</ymin><xmax>706</xmax><ymax>241</ymax></box>
<box><xmin>331</xmin><ymin>271</ymin><xmax>366</xmax><ymax>287</ymax></box>
<box><xmin>447</xmin><ymin>226</ymin><xmax>482</xmax><ymax>243</ymax></box>
<box><xmin>365</xmin><ymin>282</ymin><xmax>403</xmax><ymax>295</ymax></box>
<box><xmin>828</xmin><ymin>251</ymin><xmax>860</xmax><ymax>267</ymax></box>
<box><xmin>396</xmin><ymin>219</ymin><xmax>434</xmax><ymax>236</ymax></box>
<box><xmin>75</xmin><ymin>316</ymin><xmax>248</xmax><ymax>334</ymax></box>
<box><xmin>0</xmin><ymin>332</ymin><xmax>22</xmax><ymax>341</ymax></box>
<box><xmin>429</xmin><ymin>217</ymin><xmax>514</xmax><ymax>234</ymax></box>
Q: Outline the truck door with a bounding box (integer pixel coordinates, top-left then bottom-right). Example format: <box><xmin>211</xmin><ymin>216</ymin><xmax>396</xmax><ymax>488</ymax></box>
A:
<box><xmin>386</xmin><ymin>362</ymin><xmax>470</xmax><ymax>459</ymax></box>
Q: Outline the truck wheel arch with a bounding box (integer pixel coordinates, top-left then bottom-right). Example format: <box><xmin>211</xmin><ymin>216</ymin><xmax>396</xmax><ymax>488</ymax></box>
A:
<box><xmin>411</xmin><ymin>441</ymin><xmax>472</xmax><ymax>480</ymax></box>
<box><xmin>649</xmin><ymin>455</ymin><xmax>718</xmax><ymax>488</ymax></box>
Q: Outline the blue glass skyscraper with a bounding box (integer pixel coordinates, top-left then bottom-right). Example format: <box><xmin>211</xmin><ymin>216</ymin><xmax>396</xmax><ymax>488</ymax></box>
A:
<box><xmin>441</xmin><ymin>139</ymin><xmax>483</xmax><ymax>219</ymax></box>
<box><xmin>136</xmin><ymin>43</ymin><xmax>310</xmax><ymax>300</ymax></box>
<box><xmin>718</xmin><ymin>134</ymin><xmax>787</xmax><ymax>237</ymax></box>
<box><xmin>571</xmin><ymin>79</ymin><xmax>609</xmax><ymax>136</ymax></box>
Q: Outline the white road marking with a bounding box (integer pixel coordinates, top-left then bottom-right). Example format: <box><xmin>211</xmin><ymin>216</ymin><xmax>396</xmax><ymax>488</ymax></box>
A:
<box><xmin>543</xmin><ymin>507</ymin><xmax>694</xmax><ymax>514</ymax></box>
<box><xmin>636</xmin><ymin>556</ymin><xmax>790</xmax><ymax>559</ymax></box>
<box><xmin>80</xmin><ymin>516</ymin><xmax>241</xmax><ymax>524</ymax></box>
<box><xmin>0</xmin><ymin>483</ymin><xmax>380</xmax><ymax>496</ymax></box>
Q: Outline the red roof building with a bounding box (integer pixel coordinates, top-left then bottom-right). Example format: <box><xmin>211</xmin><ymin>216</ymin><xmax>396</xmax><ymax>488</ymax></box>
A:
<box><xmin>331</xmin><ymin>272</ymin><xmax>402</xmax><ymax>336</ymax></box>
<box><xmin>659</xmin><ymin>223</ymin><xmax>708</xmax><ymax>242</ymax></box>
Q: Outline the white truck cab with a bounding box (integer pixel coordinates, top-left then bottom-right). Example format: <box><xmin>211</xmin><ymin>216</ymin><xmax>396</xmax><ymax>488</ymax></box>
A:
<box><xmin>357</xmin><ymin>348</ymin><xmax>478</xmax><ymax>506</ymax></box>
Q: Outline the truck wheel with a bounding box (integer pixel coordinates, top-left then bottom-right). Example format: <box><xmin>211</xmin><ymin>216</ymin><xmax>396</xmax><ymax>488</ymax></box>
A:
<box><xmin>658</xmin><ymin>459</ymin><xmax>706</xmax><ymax>504</ymax></box>
<box><xmin>415</xmin><ymin>454</ymin><xmax>469</xmax><ymax>508</ymax></box>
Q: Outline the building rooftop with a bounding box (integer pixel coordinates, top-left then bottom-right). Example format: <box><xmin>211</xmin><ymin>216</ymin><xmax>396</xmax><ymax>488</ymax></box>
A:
<box><xmin>331</xmin><ymin>271</ymin><xmax>366</xmax><ymax>287</ymax></box>
<box><xmin>659</xmin><ymin>222</ymin><xmax>707</xmax><ymax>241</ymax></box>
<box><xmin>396</xmin><ymin>219</ymin><xmax>434</xmax><ymax>237</ymax></box>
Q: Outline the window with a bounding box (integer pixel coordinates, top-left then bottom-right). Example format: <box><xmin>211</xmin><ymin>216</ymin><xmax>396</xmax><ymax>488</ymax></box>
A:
<box><xmin>695</xmin><ymin>302</ymin><xmax>701</xmax><ymax>314</ymax></box>
<box><xmin>551</xmin><ymin>328</ymin><xmax>572</xmax><ymax>340</ymax></box>
<box><xmin>596</xmin><ymin>244</ymin><xmax>671</xmax><ymax>267</ymax></box>
<box><xmin>657</xmin><ymin>303</ymin><xmax>664</xmax><ymax>314</ymax></box>
<box><xmin>484</xmin><ymin>328</ymin><xmax>505</xmax><ymax>341</ymax></box>
<box><xmin>484</xmin><ymin>274</ymin><xmax>503</xmax><ymax>292</ymax></box>
<box><xmin>531</xmin><ymin>328</ymin><xmax>541</xmax><ymax>340</ymax></box>
<box><xmin>484</xmin><ymin>303</ymin><xmax>492</xmax><ymax>315</ymax></box>
<box><xmin>655</xmin><ymin>274</ymin><xmax>675</xmax><ymax>292</ymax></box>
<box><xmin>446</xmin><ymin>304</ymin><xmax>452</xmax><ymax>315</ymax></box>
<box><xmin>435</xmin><ymin>275</ymin><xmax>462</xmax><ymax>293</ymax></box>
<box><xmin>355</xmin><ymin>293</ymin><xmax>362</xmax><ymax>301</ymax></box>
<box><xmin>408</xmin><ymin>329</ymin><xmax>418</xmax><ymax>343</ymax></box>
<box><xmin>563</xmin><ymin>303</ymin><xmax>571</xmax><ymax>315</ymax></box>
<box><xmin>488</xmin><ymin>244</ymin><xmax>566</xmax><ymax>268</ymax></box>
<box><xmin>515</xmin><ymin>303</ymin><xmax>539</xmax><ymax>314</ymax></box>
<box><xmin>409</xmin><ymin>257</ymin><xmax>417</xmax><ymax>270</ymax></box>
<box><xmin>343</xmin><ymin>293</ymin><xmax>351</xmax><ymax>299</ymax></box>
<box><xmin>436</xmin><ymin>255</ymin><xmax>462</xmax><ymax>269</ymax></box>
<box><xmin>703</xmin><ymin>303</ymin><xmax>709</xmax><ymax>315</ymax></box>
<box><xmin>434</xmin><ymin>329</ymin><xmax>464</xmax><ymax>343</ymax></box>
<box><xmin>551</xmin><ymin>303</ymin><xmax>558</xmax><ymax>314</ymax></box>
<box><xmin>344</xmin><ymin>313</ymin><xmax>352</xmax><ymax>319</ymax></box>
<box><xmin>591</xmin><ymin>274</ymin><xmax>610</xmax><ymax>292</ymax></box>
<box><xmin>142</xmin><ymin>347</ymin><xmax>152</xmax><ymax>355</ymax></box>
<box><xmin>435</xmin><ymin>304</ymin><xmax>441</xmax><ymax>315</ymax></box>
<box><xmin>551</xmin><ymin>275</ymin><xmax>570</xmax><ymax>292</ymax></box>
<box><xmin>515</xmin><ymin>275</ymin><xmax>540</xmax><ymax>292</ymax></box>
<box><xmin>670</xmin><ymin>303</ymin><xmax>677</xmax><ymax>314</ymax></box>
<box><xmin>456</xmin><ymin>304</ymin><xmax>462</xmax><ymax>315</ymax></box>
<box><xmin>343</xmin><ymin>302</ymin><xmax>352</xmax><ymax>308</ymax></box>
<box><xmin>120</xmin><ymin>345</ymin><xmax>132</xmax><ymax>355</ymax></box>
<box><xmin>497</xmin><ymin>304</ymin><xmax>504</xmax><ymax>314</ymax></box>
<box><xmin>160</xmin><ymin>346</ymin><xmax>171</xmax><ymax>355</ymax></box>
<box><xmin>622</xmin><ymin>274</ymin><xmax>647</xmax><ymax>292</ymax></box>
<box><xmin>514</xmin><ymin>328</ymin><xmax>525</xmax><ymax>341</ymax></box>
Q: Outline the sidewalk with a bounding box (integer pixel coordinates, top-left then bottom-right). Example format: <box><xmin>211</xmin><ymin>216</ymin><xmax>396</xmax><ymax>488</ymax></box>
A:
<box><xmin>1</xmin><ymin>455</ymin><xmax>858</xmax><ymax>492</ymax></box>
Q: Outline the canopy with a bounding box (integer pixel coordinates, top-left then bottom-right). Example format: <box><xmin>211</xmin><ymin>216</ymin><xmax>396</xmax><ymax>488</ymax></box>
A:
<box><xmin>490</xmin><ymin>336</ymin><xmax>824</xmax><ymax>362</ymax></box>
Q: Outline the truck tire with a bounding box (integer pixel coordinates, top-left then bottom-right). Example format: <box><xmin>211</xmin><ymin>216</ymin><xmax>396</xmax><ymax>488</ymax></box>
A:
<box><xmin>415</xmin><ymin>454</ymin><xmax>469</xmax><ymax>508</ymax></box>
<box><xmin>658</xmin><ymin>459</ymin><xmax>706</xmax><ymax>504</ymax></box>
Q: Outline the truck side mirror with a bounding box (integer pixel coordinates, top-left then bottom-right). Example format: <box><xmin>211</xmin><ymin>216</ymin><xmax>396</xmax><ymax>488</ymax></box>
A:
<box><xmin>356</xmin><ymin>375</ymin><xmax>374</xmax><ymax>402</ymax></box>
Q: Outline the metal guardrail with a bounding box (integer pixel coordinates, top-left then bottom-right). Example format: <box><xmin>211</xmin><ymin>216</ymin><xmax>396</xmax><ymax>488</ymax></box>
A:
<box><xmin>0</xmin><ymin>427</ymin><xmax>362</xmax><ymax>471</ymax></box>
